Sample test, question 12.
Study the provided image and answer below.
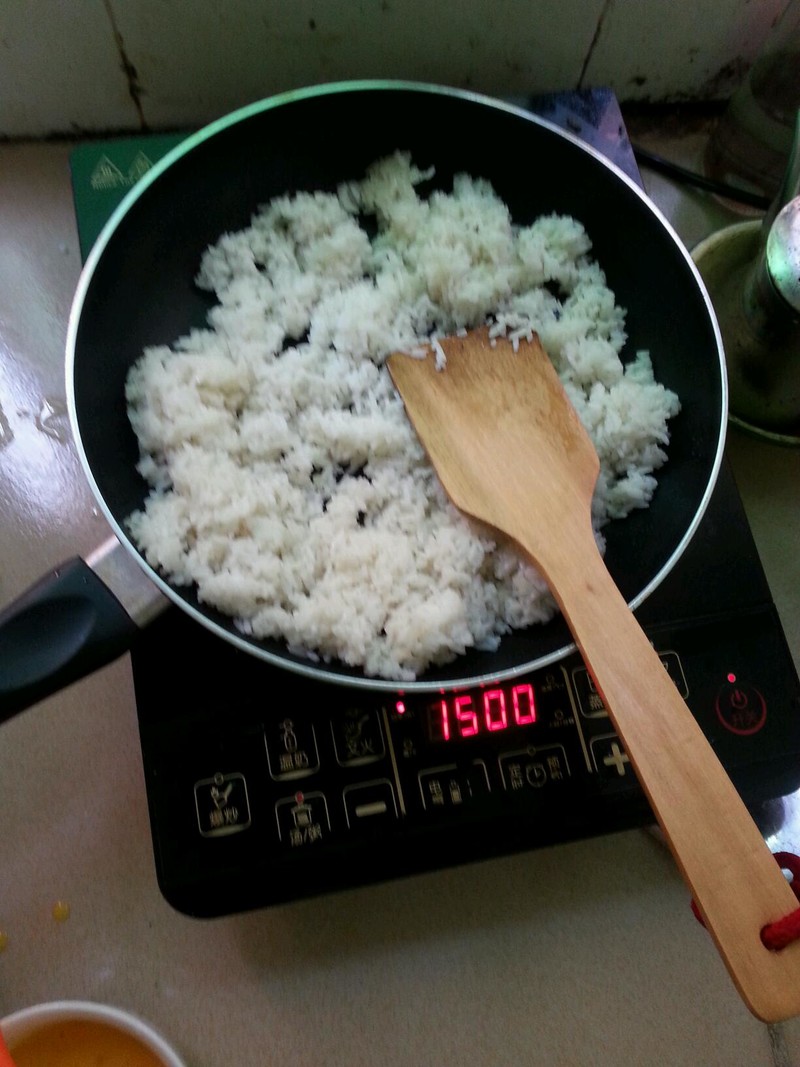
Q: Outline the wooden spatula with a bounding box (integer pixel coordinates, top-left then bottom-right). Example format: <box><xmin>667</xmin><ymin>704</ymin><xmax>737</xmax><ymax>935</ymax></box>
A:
<box><xmin>388</xmin><ymin>326</ymin><xmax>800</xmax><ymax>1022</ymax></box>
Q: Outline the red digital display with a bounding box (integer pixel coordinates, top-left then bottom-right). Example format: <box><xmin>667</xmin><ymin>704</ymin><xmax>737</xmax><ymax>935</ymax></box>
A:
<box><xmin>427</xmin><ymin>683</ymin><xmax>537</xmax><ymax>742</ymax></box>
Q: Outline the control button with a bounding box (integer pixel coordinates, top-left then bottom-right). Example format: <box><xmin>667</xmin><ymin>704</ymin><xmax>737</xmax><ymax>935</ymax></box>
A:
<box><xmin>275</xmin><ymin>790</ymin><xmax>330</xmax><ymax>848</ymax></box>
<box><xmin>499</xmin><ymin>746</ymin><xmax>570</xmax><ymax>793</ymax></box>
<box><xmin>716</xmin><ymin>681</ymin><xmax>767</xmax><ymax>736</ymax></box>
<box><xmin>590</xmin><ymin>734</ymin><xmax>636</xmax><ymax>789</ymax></box>
<box><xmin>571</xmin><ymin>668</ymin><xmax>608</xmax><ymax>719</ymax></box>
<box><xmin>419</xmin><ymin>762</ymin><xmax>490</xmax><ymax>811</ymax></box>
<box><xmin>331</xmin><ymin>706</ymin><xmax>385</xmax><ymax>766</ymax></box>
<box><xmin>659</xmin><ymin>651</ymin><xmax>689</xmax><ymax>698</ymax></box>
<box><xmin>573</xmin><ymin>650</ymin><xmax>688</xmax><ymax>718</ymax></box>
<box><xmin>265</xmin><ymin>717</ymin><xmax>320</xmax><ymax>780</ymax></box>
<box><xmin>343</xmin><ymin>779</ymin><xmax>398</xmax><ymax>828</ymax></box>
<box><xmin>194</xmin><ymin>771</ymin><xmax>252</xmax><ymax>837</ymax></box>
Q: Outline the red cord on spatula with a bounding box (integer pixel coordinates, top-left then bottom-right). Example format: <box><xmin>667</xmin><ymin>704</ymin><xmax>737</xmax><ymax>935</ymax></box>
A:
<box><xmin>388</xmin><ymin>328</ymin><xmax>800</xmax><ymax>1022</ymax></box>
<box><xmin>693</xmin><ymin>852</ymin><xmax>800</xmax><ymax>951</ymax></box>
<box><xmin>0</xmin><ymin>1027</ymin><xmax>17</xmax><ymax>1067</ymax></box>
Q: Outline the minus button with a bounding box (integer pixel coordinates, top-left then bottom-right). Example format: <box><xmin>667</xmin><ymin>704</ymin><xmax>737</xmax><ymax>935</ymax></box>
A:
<box><xmin>355</xmin><ymin>800</ymin><xmax>388</xmax><ymax>818</ymax></box>
<box><xmin>343</xmin><ymin>779</ymin><xmax>398</xmax><ymax>829</ymax></box>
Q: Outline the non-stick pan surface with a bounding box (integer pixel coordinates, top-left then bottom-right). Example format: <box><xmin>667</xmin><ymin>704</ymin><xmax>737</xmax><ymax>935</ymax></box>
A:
<box><xmin>67</xmin><ymin>81</ymin><xmax>726</xmax><ymax>693</ymax></box>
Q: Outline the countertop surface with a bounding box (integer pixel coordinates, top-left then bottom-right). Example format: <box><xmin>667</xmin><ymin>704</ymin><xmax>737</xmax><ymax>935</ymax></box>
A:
<box><xmin>2</xmin><ymin>119</ymin><xmax>800</xmax><ymax>1066</ymax></box>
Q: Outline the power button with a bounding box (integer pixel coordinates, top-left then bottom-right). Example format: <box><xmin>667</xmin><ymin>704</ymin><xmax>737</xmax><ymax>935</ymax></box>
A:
<box><xmin>715</xmin><ymin>679</ymin><xmax>767</xmax><ymax>736</ymax></box>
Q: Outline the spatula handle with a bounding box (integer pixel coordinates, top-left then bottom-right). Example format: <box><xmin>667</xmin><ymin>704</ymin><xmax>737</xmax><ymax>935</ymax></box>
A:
<box><xmin>536</xmin><ymin>524</ymin><xmax>800</xmax><ymax>1022</ymax></box>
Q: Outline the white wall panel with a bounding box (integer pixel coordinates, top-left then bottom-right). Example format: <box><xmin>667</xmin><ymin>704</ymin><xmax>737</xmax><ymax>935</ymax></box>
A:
<box><xmin>109</xmin><ymin>0</ymin><xmax>601</xmax><ymax>130</ymax></box>
<box><xmin>0</xmin><ymin>0</ymin><xmax>137</xmax><ymax>135</ymax></box>
<box><xmin>583</xmin><ymin>0</ymin><xmax>788</xmax><ymax>102</ymax></box>
<box><xmin>0</xmin><ymin>0</ymin><xmax>783</xmax><ymax>137</ymax></box>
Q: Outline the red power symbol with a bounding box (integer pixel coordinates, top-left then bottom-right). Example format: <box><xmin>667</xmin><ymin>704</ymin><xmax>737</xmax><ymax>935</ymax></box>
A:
<box><xmin>716</xmin><ymin>678</ymin><xmax>767</xmax><ymax>736</ymax></box>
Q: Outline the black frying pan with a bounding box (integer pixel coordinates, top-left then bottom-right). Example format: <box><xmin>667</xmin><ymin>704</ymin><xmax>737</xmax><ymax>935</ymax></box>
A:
<box><xmin>0</xmin><ymin>81</ymin><xmax>726</xmax><ymax>717</ymax></box>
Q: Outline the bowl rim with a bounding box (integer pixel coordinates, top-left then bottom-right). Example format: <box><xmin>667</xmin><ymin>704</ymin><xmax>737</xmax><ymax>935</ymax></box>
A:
<box><xmin>0</xmin><ymin>1000</ymin><xmax>184</xmax><ymax>1066</ymax></box>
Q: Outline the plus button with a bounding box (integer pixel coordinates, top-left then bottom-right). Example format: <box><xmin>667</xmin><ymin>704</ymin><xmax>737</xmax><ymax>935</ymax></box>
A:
<box><xmin>603</xmin><ymin>741</ymin><xmax>629</xmax><ymax>776</ymax></box>
<box><xmin>591</xmin><ymin>735</ymin><xmax>636</xmax><ymax>790</ymax></box>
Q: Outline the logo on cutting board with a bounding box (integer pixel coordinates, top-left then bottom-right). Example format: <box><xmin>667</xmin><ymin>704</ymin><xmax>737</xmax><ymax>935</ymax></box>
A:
<box><xmin>89</xmin><ymin>151</ymin><xmax>154</xmax><ymax>191</ymax></box>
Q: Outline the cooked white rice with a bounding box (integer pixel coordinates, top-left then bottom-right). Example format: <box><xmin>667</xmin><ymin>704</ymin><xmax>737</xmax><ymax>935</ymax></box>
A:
<box><xmin>125</xmin><ymin>152</ymin><xmax>680</xmax><ymax>681</ymax></box>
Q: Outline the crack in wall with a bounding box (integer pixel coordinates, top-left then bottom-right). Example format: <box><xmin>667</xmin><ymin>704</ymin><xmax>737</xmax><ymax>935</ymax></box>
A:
<box><xmin>577</xmin><ymin>0</ymin><xmax>614</xmax><ymax>89</ymax></box>
<box><xmin>101</xmin><ymin>0</ymin><xmax>147</xmax><ymax>129</ymax></box>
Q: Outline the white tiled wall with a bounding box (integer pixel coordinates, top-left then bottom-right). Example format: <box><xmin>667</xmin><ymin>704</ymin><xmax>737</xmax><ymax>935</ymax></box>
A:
<box><xmin>0</xmin><ymin>0</ymin><xmax>789</xmax><ymax>137</ymax></box>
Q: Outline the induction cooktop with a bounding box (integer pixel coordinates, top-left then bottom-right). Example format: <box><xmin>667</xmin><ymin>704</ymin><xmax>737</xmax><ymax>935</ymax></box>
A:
<box><xmin>70</xmin><ymin>89</ymin><xmax>800</xmax><ymax>918</ymax></box>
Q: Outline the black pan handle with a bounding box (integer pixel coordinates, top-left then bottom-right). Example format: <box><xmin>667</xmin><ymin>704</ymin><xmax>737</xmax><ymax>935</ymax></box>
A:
<box><xmin>0</xmin><ymin>556</ymin><xmax>141</xmax><ymax>722</ymax></box>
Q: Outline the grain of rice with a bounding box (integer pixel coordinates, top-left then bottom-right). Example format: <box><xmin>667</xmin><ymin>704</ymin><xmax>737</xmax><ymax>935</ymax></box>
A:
<box><xmin>432</xmin><ymin>339</ymin><xmax>448</xmax><ymax>370</ymax></box>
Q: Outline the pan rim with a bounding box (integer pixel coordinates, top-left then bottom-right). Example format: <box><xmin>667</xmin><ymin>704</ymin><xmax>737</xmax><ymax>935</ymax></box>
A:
<box><xmin>64</xmin><ymin>78</ymin><xmax>728</xmax><ymax>694</ymax></box>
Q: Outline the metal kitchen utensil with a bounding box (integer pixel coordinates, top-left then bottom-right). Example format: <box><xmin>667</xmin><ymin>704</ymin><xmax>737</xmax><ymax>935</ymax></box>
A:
<box><xmin>388</xmin><ymin>327</ymin><xmax>800</xmax><ymax>1022</ymax></box>
<box><xmin>695</xmin><ymin>111</ymin><xmax>800</xmax><ymax>442</ymax></box>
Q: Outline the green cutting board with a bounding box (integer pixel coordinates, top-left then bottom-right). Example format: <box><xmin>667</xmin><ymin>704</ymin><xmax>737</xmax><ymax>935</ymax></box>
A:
<box><xmin>70</xmin><ymin>132</ymin><xmax>187</xmax><ymax>262</ymax></box>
